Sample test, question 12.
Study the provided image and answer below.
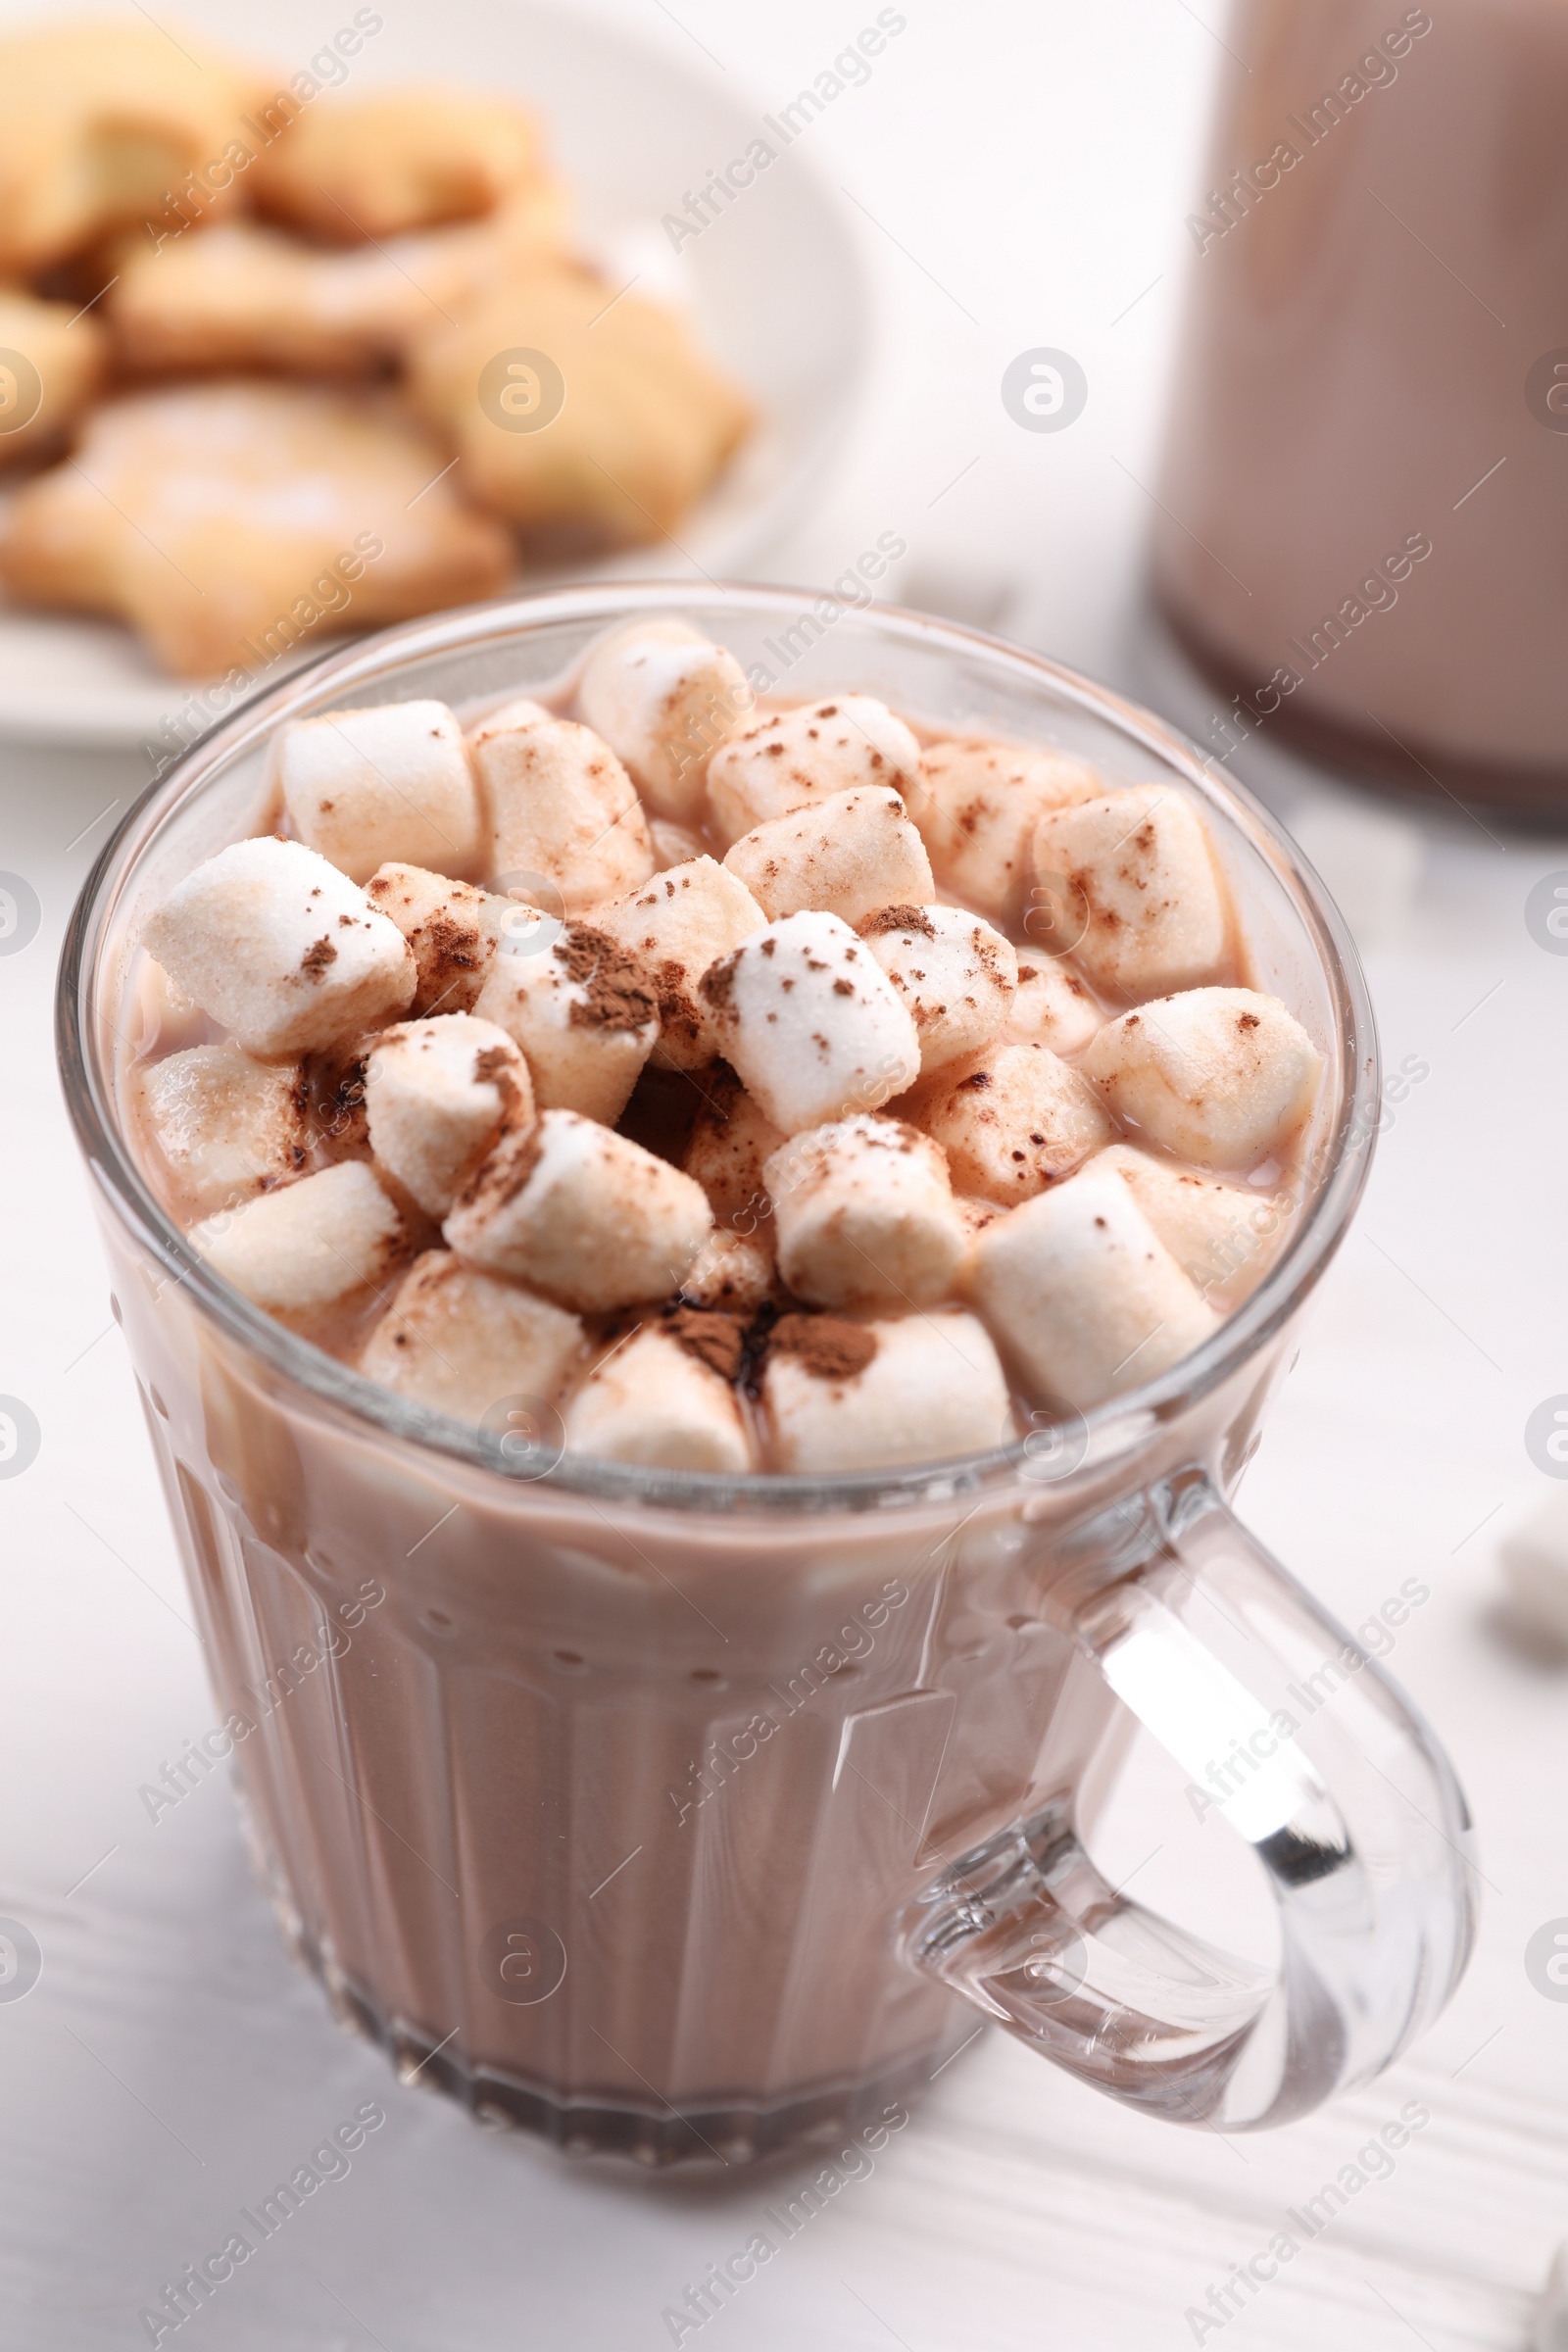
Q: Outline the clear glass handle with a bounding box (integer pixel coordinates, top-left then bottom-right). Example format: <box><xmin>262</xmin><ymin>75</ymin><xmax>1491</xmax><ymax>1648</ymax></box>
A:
<box><xmin>905</xmin><ymin>1473</ymin><xmax>1478</xmax><ymax>2130</ymax></box>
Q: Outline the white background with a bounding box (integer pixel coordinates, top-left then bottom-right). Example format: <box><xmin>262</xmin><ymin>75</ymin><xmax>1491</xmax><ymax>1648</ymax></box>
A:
<box><xmin>3</xmin><ymin>2</ymin><xmax>1567</xmax><ymax>2346</ymax></box>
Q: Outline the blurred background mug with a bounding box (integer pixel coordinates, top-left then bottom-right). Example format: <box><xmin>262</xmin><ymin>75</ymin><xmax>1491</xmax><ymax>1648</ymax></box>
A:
<box><xmin>1153</xmin><ymin>0</ymin><xmax>1568</xmax><ymax>818</ymax></box>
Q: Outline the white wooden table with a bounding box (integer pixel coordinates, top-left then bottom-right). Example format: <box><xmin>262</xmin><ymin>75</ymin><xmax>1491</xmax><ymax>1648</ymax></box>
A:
<box><xmin>3</xmin><ymin>4</ymin><xmax>1566</xmax><ymax>2345</ymax></box>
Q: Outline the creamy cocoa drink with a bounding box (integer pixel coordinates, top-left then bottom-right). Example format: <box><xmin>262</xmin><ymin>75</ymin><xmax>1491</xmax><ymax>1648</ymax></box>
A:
<box><xmin>63</xmin><ymin>590</ymin><xmax>1476</xmax><ymax>2160</ymax></box>
<box><xmin>1154</xmin><ymin>0</ymin><xmax>1568</xmax><ymax>814</ymax></box>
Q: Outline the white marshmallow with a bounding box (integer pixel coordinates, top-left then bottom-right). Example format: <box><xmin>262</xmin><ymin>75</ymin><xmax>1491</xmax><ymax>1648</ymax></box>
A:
<box><xmin>133</xmin><ymin>1044</ymin><xmax>307</xmax><ymax>1220</ymax></box>
<box><xmin>722</xmin><ymin>787</ymin><xmax>934</xmax><ymax>931</ymax></box>
<box><xmin>445</xmin><ymin>1109</ymin><xmax>713</xmax><ymax>1311</ymax></box>
<box><xmin>1092</xmin><ymin>1144</ymin><xmax>1290</xmax><ymax>1298</ymax></box>
<box><xmin>1080</xmin><ymin>989</ymin><xmax>1321</xmax><ymax>1170</ymax></box>
<box><xmin>359</xmin><ymin>1250</ymin><xmax>584</xmax><ymax>1426</ymax></box>
<box><xmin>564</xmin><ymin>1317</ymin><xmax>753</xmax><ymax>1473</ymax></box>
<box><xmin>859</xmin><ymin>904</ymin><xmax>1017</xmax><ymax>1072</ymax></box>
<box><xmin>706</xmin><ymin>696</ymin><xmax>923</xmax><ymax>848</ymax></box>
<box><xmin>576</xmin><ymin>617</ymin><xmax>754</xmax><ymax>823</ymax></box>
<box><xmin>1007</xmin><ymin>954</ymin><xmax>1102</xmax><ymax>1054</ymax></box>
<box><xmin>956</xmin><ymin>1195</ymin><xmax>1005</xmax><ymax>1246</ymax></box>
<box><xmin>650</xmin><ymin>818</ymin><xmax>706</xmax><ymax>872</ymax></box>
<box><xmin>365</xmin><ymin>861</ymin><xmax>517</xmax><ymax>1015</ymax></box>
<box><xmin>699</xmin><ymin>911</ymin><xmax>920</xmax><ymax>1136</ymax></box>
<box><xmin>189</xmin><ymin>1159</ymin><xmax>404</xmax><ymax>1314</ymax></box>
<box><xmin>275</xmin><ymin>700</ymin><xmax>482</xmax><ymax>884</ymax></box>
<box><xmin>908</xmin><ymin>1041</ymin><xmax>1111</xmax><ymax>1201</ymax></box>
<box><xmin>143</xmin><ymin>835</ymin><xmax>416</xmax><ymax>1058</ymax></box>
<box><xmin>591</xmin><ymin>857</ymin><xmax>766</xmax><ymax>1071</ymax></box>
<box><xmin>677</xmin><ymin>1227</ymin><xmax>776</xmax><ymax>1313</ymax></box>
<box><xmin>1031</xmin><ymin>785</ymin><xmax>1231</xmax><ymax>1000</ymax></box>
<box><xmin>762</xmin><ymin>1309</ymin><xmax>1010</xmax><ymax>1473</ymax></box>
<box><xmin>470</xmin><ymin>712</ymin><xmax>654</xmax><ymax>910</ymax></box>
<box><xmin>465</xmin><ymin>695</ymin><xmax>553</xmax><ymax>750</ymax></box>
<box><xmin>967</xmin><ymin>1163</ymin><xmax>1218</xmax><ymax>1408</ymax></box>
<box><xmin>1501</xmin><ymin>1492</ymin><xmax>1568</xmax><ymax>1653</ymax></box>
<box><xmin>763</xmin><ymin>1116</ymin><xmax>967</xmax><ymax>1309</ymax></box>
<box><xmin>365</xmin><ymin>1013</ymin><xmax>531</xmax><ymax>1218</ymax></box>
<box><xmin>681</xmin><ymin>1067</ymin><xmax>787</xmax><ymax>1226</ymax></box>
<box><xmin>908</xmin><ymin>736</ymin><xmax>1102</xmax><ymax>928</ymax></box>
<box><xmin>472</xmin><ymin>916</ymin><xmax>659</xmax><ymax>1122</ymax></box>
<box><xmin>1534</xmin><ymin>2242</ymin><xmax>1568</xmax><ymax>2352</ymax></box>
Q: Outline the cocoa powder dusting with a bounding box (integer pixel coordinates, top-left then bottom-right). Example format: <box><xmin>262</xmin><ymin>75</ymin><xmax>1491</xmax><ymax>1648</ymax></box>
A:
<box><xmin>653</xmin><ymin>958</ymin><xmax>700</xmax><ymax>1047</ymax></box>
<box><xmin>459</xmin><ymin>1119</ymin><xmax>543</xmax><ymax>1210</ymax></box>
<box><xmin>768</xmin><ymin>1313</ymin><xmax>877</xmax><ymax>1381</ymax></box>
<box><xmin>418</xmin><ymin>911</ymin><xmax>481</xmax><ymax>982</ymax></box>
<box><xmin>699</xmin><ymin>956</ymin><xmax>737</xmax><ymax>1009</ymax></box>
<box><xmin>556</xmin><ymin>925</ymin><xmax>657</xmax><ymax>1031</ymax></box>
<box><xmin>300</xmin><ymin>935</ymin><xmax>337</xmax><ymax>978</ymax></box>
<box><xmin>662</xmin><ymin>1306</ymin><xmax>746</xmax><ymax>1381</ymax></box>
<box><xmin>858</xmin><ymin>905</ymin><xmax>935</xmax><ymax>938</ymax></box>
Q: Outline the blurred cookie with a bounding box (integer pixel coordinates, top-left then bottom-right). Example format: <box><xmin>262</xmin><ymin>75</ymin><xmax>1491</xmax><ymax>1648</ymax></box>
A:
<box><xmin>0</xmin><ymin>290</ymin><xmax>106</xmax><ymax>466</ymax></box>
<box><xmin>251</xmin><ymin>89</ymin><xmax>550</xmax><ymax>241</ymax></box>
<box><xmin>110</xmin><ymin>188</ymin><xmax>567</xmax><ymax>378</ymax></box>
<box><xmin>408</xmin><ymin>260</ymin><xmax>753</xmax><ymax>547</ymax></box>
<box><xmin>0</xmin><ymin>381</ymin><xmax>513</xmax><ymax>677</ymax></box>
<box><xmin>0</xmin><ymin>20</ymin><xmax>268</xmax><ymax>275</ymax></box>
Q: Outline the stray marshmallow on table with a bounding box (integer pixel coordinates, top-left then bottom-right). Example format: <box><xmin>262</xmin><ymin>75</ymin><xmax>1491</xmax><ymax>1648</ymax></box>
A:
<box><xmin>1032</xmin><ymin>785</ymin><xmax>1231</xmax><ymax>1000</ymax></box>
<box><xmin>564</xmin><ymin>1312</ymin><xmax>753</xmax><ymax>1473</ymax></box>
<box><xmin>1080</xmin><ymin>989</ymin><xmax>1321</xmax><ymax>1170</ymax></box>
<box><xmin>761</xmin><ymin>1308</ymin><xmax>1010</xmax><ymax>1473</ymax></box>
<box><xmin>1534</xmin><ymin>2244</ymin><xmax>1568</xmax><ymax>2352</ymax></box>
<box><xmin>133</xmin><ymin>1043</ymin><xmax>308</xmax><ymax>1219</ymax></box>
<box><xmin>274</xmin><ymin>701</ymin><xmax>482</xmax><ymax>885</ymax></box>
<box><xmin>473</xmin><ymin>917</ymin><xmax>659</xmax><ymax>1122</ymax></box>
<box><xmin>1007</xmin><ymin>955</ymin><xmax>1101</xmax><ymax>1054</ymax></box>
<box><xmin>575</xmin><ymin>617</ymin><xmax>754</xmax><ymax>824</ymax></box>
<box><xmin>1092</xmin><ymin>1143</ymin><xmax>1286</xmax><ymax>1298</ymax></box>
<box><xmin>906</xmin><ymin>735</ymin><xmax>1102</xmax><ymax>929</ymax></box>
<box><xmin>467</xmin><ymin>709</ymin><xmax>654</xmax><ymax>910</ymax></box>
<box><xmin>681</xmin><ymin>1067</ymin><xmax>786</xmax><ymax>1225</ymax></box>
<box><xmin>445</xmin><ymin>1108</ymin><xmax>712</xmax><ymax>1312</ymax></box>
<box><xmin>705</xmin><ymin>696</ymin><xmax>923</xmax><ymax>847</ymax></box>
<box><xmin>365</xmin><ymin>1012</ymin><xmax>530</xmax><ymax>1217</ymax></box>
<box><xmin>359</xmin><ymin>1250</ymin><xmax>585</xmax><ymax>1425</ymax></box>
<box><xmin>859</xmin><ymin>905</ymin><xmax>1017</xmax><ymax>1072</ymax></box>
<box><xmin>590</xmin><ymin>857</ymin><xmax>766</xmax><ymax>1071</ymax></box>
<box><xmin>908</xmin><ymin>1040</ymin><xmax>1111</xmax><ymax>1201</ymax></box>
<box><xmin>763</xmin><ymin>1116</ymin><xmax>968</xmax><ymax>1309</ymax></box>
<box><xmin>189</xmin><ymin>1158</ymin><xmax>404</xmax><ymax>1315</ymax></box>
<box><xmin>365</xmin><ymin>862</ymin><xmax>518</xmax><ymax>1015</ymax></box>
<box><xmin>967</xmin><ymin>1162</ymin><xmax>1218</xmax><ymax>1408</ymax></box>
<box><xmin>699</xmin><ymin>910</ymin><xmax>920</xmax><ymax>1136</ymax></box>
<box><xmin>1499</xmin><ymin>1493</ymin><xmax>1568</xmax><ymax>1653</ymax></box>
<box><xmin>143</xmin><ymin>835</ymin><xmax>416</xmax><ymax>1058</ymax></box>
<box><xmin>722</xmin><ymin>787</ymin><xmax>934</xmax><ymax>929</ymax></box>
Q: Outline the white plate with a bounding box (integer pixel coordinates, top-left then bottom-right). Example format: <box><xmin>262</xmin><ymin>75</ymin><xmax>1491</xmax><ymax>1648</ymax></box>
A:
<box><xmin>0</xmin><ymin>0</ymin><xmax>873</xmax><ymax>747</ymax></box>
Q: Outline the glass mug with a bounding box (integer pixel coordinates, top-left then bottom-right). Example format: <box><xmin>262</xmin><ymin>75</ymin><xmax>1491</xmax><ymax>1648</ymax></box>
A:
<box><xmin>58</xmin><ymin>586</ymin><xmax>1476</xmax><ymax>2165</ymax></box>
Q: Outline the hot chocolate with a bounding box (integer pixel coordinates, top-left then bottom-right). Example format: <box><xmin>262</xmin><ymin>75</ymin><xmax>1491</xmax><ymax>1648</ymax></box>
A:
<box><xmin>61</xmin><ymin>591</ymin><xmax>1473</xmax><ymax>2160</ymax></box>
<box><xmin>1154</xmin><ymin>0</ymin><xmax>1568</xmax><ymax>813</ymax></box>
